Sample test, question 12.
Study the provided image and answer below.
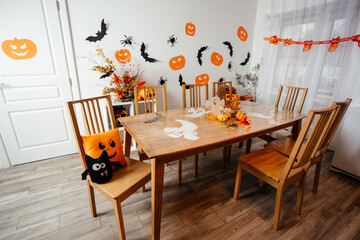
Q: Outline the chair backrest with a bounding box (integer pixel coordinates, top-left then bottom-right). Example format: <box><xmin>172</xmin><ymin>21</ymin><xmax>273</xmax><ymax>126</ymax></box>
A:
<box><xmin>67</xmin><ymin>95</ymin><xmax>116</xmax><ymax>170</ymax></box>
<box><xmin>212</xmin><ymin>81</ymin><xmax>232</xmax><ymax>100</ymax></box>
<box><xmin>274</xmin><ymin>85</ymin><xmax>308</xmax><ymax>113</ymax></box>
<box><xmin>317</xmin><ymin>98</ymin><xmax>352</xmax><ymax>153</ymax></box>
<box><xmin>134</xmin><ymin>86</ymin><xmax>167</xmax><ymax>115</ymax></box>
<box><xmin>182</xmin><ymin>84</ymin><xmax>209</xmax><ymax>108</ymax></box>
<box><xmin>280</xmin><ymin>105</ymin><xmax>338</xmax><ymax>182</ymax></box>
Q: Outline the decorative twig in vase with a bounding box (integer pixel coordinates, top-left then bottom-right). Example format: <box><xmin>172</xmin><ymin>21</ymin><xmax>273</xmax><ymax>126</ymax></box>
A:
<box><xmin>236</xmin><ymin>63</ymin><xmax>260</xmax><ymax>101</ymax></box>
<box><xmin>87</xmin><ymin>47</ymin><xmax>143</xmax><ymax>102</ymax></box>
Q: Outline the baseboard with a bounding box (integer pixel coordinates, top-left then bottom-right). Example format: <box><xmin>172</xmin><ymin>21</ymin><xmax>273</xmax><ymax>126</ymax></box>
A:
<box><xmin>330</xmin><ymin>165</ymin><xmax>360</xmax><ymax>180</ymax></box>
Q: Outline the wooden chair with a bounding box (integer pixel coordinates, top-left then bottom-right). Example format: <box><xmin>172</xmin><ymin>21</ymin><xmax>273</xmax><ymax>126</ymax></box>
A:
<box><xmin>134</xmin><ymin>86</ymin><xmax>174</xmax><ymax>189</ymax></box>
<box><xmin>67</xmin><ymin>95</ymin><xmax>151</xmax><ymax>240</ymax></box>
<box><xmin>266</xmin><ymin>98</ymin><xmax>352</xmax><ymax>193</ymax></box>
<box><xmin>212</xmin><ymin>81</ymin><xmax>232</xmax><ymax>100</ymax></box>
<box><xmin>234</xmin><ymin>104</ymin><xmax>338</xmax><ymax>230</ymax></box>
<box><xmin>182</xmin><ymin>84</ymin><xmax>209</xmax><ymax>179</ymax></box>
<box><xmin>244</xmin><ymin>85</ymin><xmax>308</xmax><ymax>154</ymax></box>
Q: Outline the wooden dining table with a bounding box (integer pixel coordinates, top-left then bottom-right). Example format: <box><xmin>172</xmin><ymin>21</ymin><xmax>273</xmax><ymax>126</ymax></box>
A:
<box><xmin>120</xmin><ymin>101</ymin><xmax>306</xmax><ymax>240</ymax></box>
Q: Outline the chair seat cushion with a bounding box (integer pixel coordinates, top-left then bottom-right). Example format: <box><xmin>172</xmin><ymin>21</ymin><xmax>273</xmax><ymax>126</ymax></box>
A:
<box><xmin>239</xmin><ymin>147</ymin><xmax>304</xmax><ymax>182</ymax></box>
<box><xmin>90</xmin><ymin>157</ymin><xmax>151</xmax><ymax>199</ymax></box>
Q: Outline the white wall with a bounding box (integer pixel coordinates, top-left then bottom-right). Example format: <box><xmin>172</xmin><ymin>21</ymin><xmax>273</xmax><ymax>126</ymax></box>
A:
<box><xmin>67</xmin><ymin>0</ymin><xmax>258</xmax><ymax>109</ymax></box>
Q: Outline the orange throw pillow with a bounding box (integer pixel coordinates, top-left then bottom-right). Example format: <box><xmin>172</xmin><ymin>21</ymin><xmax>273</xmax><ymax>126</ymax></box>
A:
<box><xmin>82</xmin><ymin>128</ymin><xmax>126</xmax><ymax>169</ymax></box>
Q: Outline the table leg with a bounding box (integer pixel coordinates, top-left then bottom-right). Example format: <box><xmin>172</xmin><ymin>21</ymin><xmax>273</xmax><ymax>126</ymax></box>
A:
<box><xmin>124</xmin><ymin>130</ymin><xmax>132</xmax><ymax>157</ymax></box>
<box><xmin>292</xmin><ymin>119</ymin><xmax>302</xmax><ymax>140</ymax></box>
<box><xmin>151</xmin><ymin>158</ymin><xmax>165</xmax><ymax>240</ymax></box>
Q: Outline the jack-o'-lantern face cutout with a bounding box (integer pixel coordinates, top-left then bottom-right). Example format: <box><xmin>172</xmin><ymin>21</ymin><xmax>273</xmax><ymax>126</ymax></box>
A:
<box><xmin>185</xmin><ymin>22</ymin><xmax>196</xmax><ymax>36</ymax></box>
<box><xmin>169</xmin><ymin>55</ymin><xmax>186</xmax><ymax>70</ymax></box>
<box><xmin>237</xmin><ymin>26</ymin><xmax>248</xmax><ymax>41</ymax></box>
<box><xmin>195</xmin><ymin>73</ymin><xmax>209</xmax><ymax>85</ymax></box>
<box><xmin>99</xmin><ymin>139</ymin><xmax>117</xmax><ymax>160</ymax></box>
<box><xmin>115</xmin><ymin>49</ymin><xmax>131</xmax><ymax>64</ymax></box>
<box><xmin>211</xmin><ymin>52</ymin><xmax>223</xmax><ymax>66</ymax></box>
<box><xmin>1</xmin><ymin>38</ymin><xmax>37</xmax><ymax>60</ymax></box>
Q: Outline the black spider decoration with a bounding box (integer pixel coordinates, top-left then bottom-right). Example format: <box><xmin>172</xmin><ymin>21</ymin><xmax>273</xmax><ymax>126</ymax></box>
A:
<box><xmin>120</xmin><ymin>35</ymin><xmax>134</xmax><ymax>47</ymax></box>
<box><xmin>158</xmin><ymin>76</ymin><xmax>168</xmax><ymax>86</ymax></box>
<box><xmin>167</xmin><ymin>34</ymin><xmax>178</xmax><ymax>47</ymax></box>
<box><xmin>178</xmin><ymin>74</ymin><xmax>190</xmax><ymax>89</ymax></box>
<box><xmin>227</xmin><ymin>61</ymin><xmax>234</xmax><ymax>72</ymax></box>
<box><xmin>218</xmin><ymin>77</ymin><xmax>225</xmax><ymax>82</ymax></box>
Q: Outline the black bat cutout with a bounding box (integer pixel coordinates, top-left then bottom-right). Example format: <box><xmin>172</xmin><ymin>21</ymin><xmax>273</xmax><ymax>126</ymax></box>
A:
<box><xmin>240</xmin><ymin>52</ymin><xmax>250</xmax><ymax>66</ymax></box>
<box><xmin>120</xmin><ymin>35</ymin><xmax>134</xmax><ymax>47</ymax></box>
<box><xmin>158</xmin><ymin>76</ymin><xmax>168</xmax><ymax>86</ymax></box>
<box><xmin>100</xmin><ymin>70</ymin><xmax>114</xmax><ymax>79</ymax></box>
<box><xmin>86</xmin><ymin>19</ymin><xmax>107</xmax><ymax>42</ymax></box>
<box><xmin>228</xmin><ymin>61</ymin><xmax>234</xmax><ymax>72</ymax></box>
<box><xmin>223</xmin><ymin>41</ymin><xmax>233</xmax><ymax>57</ymax></box>
<box><xmin>218</xmin><ymin>77</ymin><xmax>225</xmax><ymax>82</ymax></box>
<box><xmin>178</xmin><ymin>74</ymin><xmax>190</xmax><ymax>89</ymax></box>
<box><xmin>197</xmin><ymin>46</ymin><xmax>208</xmax><ymax>66</ymax></box>
<box><xmin>140</xmin><ymin>42</ymin><xmax>158</xmax><ymax>63</ymax></box>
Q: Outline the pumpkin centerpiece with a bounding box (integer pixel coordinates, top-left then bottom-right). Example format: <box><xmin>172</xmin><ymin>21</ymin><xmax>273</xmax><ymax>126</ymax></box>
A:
<box><xmin>1</xmin><ymin>38</ymin><xmax>37</xmax><ymax>60</ymax></box>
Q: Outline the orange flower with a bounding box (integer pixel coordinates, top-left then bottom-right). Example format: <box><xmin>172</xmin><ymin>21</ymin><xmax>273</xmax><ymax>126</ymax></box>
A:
<box><xmin>113</xmin><ymin>74</ymin><xmax>120</xmax><ymax>83</ymax></box>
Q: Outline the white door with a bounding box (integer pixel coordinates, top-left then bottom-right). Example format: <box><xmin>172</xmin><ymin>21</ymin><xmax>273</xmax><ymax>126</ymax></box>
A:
<box><xmin>0</xmin><ymin>0</ymin><xmax>77</xmax><ymax>165</ymax></box>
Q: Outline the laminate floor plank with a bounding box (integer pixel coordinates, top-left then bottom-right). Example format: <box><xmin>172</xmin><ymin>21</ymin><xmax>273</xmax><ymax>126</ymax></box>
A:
<box><xmin>0</xmin><ymin>138</ymin><xmax>359</xmax><ymax>240</ymax></box>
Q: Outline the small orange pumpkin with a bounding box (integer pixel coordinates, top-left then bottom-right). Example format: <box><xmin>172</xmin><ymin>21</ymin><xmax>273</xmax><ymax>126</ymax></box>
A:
<box><xmin>210</xmin><ymin>52</ymin><xmax>223</xmax><ymax>66</ymax></box>
<box><xmin>1</xmin><ymin>38</ymin><xmax>37</xmax><ymax>60</ymax></box>
<box><xmin>115</xmin><ymin>49</ymin><xmax>131</xmax><ymax>64</ymax></box>
<box><xmin>169</xmin><ymin>55</ymin><xmax>186</xmax><ymax>70</ymax></box>
<box><xmin>237</xmin><ymin>26</ymin><xmax>248</xmax><ymax>41</ymax></box>
<box><xmin>195</xmin><ymin>73</ymin><xmax>209</xmax><ymax>85</ymax></box>
<box><xmin>185</xmin><ymin>22</ymin><xmax>196</xmax><ymax>36</ymax></box>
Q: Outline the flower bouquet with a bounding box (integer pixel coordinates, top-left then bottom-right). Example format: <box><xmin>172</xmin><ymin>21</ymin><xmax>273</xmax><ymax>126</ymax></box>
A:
<box><xmin>89</xmin><ymin>47</ymin><xmax>142</xmax><ymax>102</ymax></box>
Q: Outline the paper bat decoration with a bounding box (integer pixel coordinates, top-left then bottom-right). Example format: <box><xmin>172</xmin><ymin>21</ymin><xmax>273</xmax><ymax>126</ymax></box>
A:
<box><xmin>140</xmin><ymin>42</ymin><xmax>158</xmax><ymax>63</ymax></box>
<box><xmin>223</xmin><ymin>41</ymin><xmax>233</xmax><ymax>57</ymax></box>
<box><xmin>218</xmin><ymin>77</ymin><xmax>225</xmax><ymax>82</ymax></box>
<box><xmin>240</xmin><ymin>52</ymin><xmax>250</xmax><ymax>66</ymax></box>
<box><xmin>100</xmin><ymin>70</ymin><xmax>114</xmax><ymax>79</ymax></box>
<box><xmin>227</xmin><ymin>61</ymin><xmax>233</xmax><ymax>72</ymax></box>
<box><xmin>178</xmin><ymin>74</ymin><xmax>190</xmax><ymax>89</ymax></box>
<box><xmin>197</xmin><ymin>46</ymin><xmax>208</xmax><ymax>66</ymax></box>
<box><xmin>86</xmin><ymin>19</ymin><xmax>107</xmax><ymax>42</ymax></box>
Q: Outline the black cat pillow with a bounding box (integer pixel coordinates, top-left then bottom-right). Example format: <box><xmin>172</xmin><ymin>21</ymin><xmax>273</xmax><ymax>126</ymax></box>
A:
<box><xmin>81</xmin><ymin>150</ymin><xmax>121</xmax><ymax>184</ymax></box>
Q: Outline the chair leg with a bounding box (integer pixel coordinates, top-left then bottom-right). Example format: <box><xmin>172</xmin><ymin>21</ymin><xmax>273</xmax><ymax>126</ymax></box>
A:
<box><xmin>86</xmin><ymin>179</ymin><xmax>97</xmax><ymax>217</ymax></box>
<box><xmin>194</xmin><ymin>155</ymin><xmax>198</xmax><ymax>177</ymax></box>
<box><xmin>246</xmin><ymin>139</ymin><xmax>252</xmax><ymax>154</ymax></box>
<box><xmin>226</xmin><ymin>145</ymin><xmax>232</xmax><ymax>162</ymax></box>
<box><xmin>273</xmin><ymin>187</ymin><xmax>284</xmax><ymax>230</ymax></box>
<box><xmin>233</xmin><ymin>162</ymin><xmax>243</xmax><ymax>200</ymax></box>
<box><xmin>296</xmin><ymin>175</ymin><xmax>307</xmax><ymax>215</ymax></box>
<box><xmin>178</xmin><ymin>159</ymin><xmax>182</xmax><ymax>185</ymax></box>
<box><xmin>239</xmin><ymin>142</ymin><xmax>243</xmax><ymax>148</ymax></box>
<box><xmin>114</xmin><ymin>199</ymin><xmax>126</xmax><ymax>240</ymax></box>
<box><xmin>139</xmin><ymin>154</ymin><xmax>147</xmax><ymax>193</ymax></box>
<box><xmin>222</xmin><ymin>146</ymin><xmax>227</xmax><ymax>170</ymax></box>
<box><xmin>313</xmin><ymin>160</ymin><xmax>321</xmax><ymax>193</ymax></box>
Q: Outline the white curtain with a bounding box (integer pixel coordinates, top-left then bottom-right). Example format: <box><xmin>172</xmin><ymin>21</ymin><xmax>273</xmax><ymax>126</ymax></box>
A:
<box><xmin>257</xmin><ymin>0</ymin><xmax>360</xmax><ymax>114</ymax></box>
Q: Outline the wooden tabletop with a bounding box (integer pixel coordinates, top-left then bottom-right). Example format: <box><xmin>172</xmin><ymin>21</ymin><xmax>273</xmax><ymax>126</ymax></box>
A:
<box><xmin>120</xmin><ymin>102</ymin><xmax>306</xmax><ymax>160</ymax></box>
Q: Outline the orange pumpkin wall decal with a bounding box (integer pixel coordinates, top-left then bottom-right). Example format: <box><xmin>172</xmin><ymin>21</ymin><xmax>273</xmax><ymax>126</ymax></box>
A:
<box><xmin>1</xmin><ymin>38</ymin><xmax>37</xmax><ymax>60</ymax></box>
<box><xmin>169</xmin><ymin>55</ymin><xmax>186</xmax><ymax>70</ymax></box>
<box><xmin>195</xmin><ymin>73</ymin><xmax>209</xmax><ymax>85</ymax></box>
<box><xmin>185</xmin><ymin>22</ymin><xmax>196</xmax><ymax>36</ymax></box>
<box><xmin>211</xmin><ymin>52</ymin><xmax>223</xmax><ymax>66</ymax></box>
<box><xmin>115</xmin><ymin>49</ymin><xmax>131</xmax><ymax>64</ymax></box>
<box><xmin>237</xmin><ymin>26</ymin><xmax>248</xmax><ymax>41</ymax></box>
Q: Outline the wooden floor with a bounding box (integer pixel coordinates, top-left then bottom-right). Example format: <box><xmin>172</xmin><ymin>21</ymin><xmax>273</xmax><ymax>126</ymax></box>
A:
<box><xmin>1</xmin><ymin>138</ymin><xmax>359</xmax><ymax>240</ymax></box>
